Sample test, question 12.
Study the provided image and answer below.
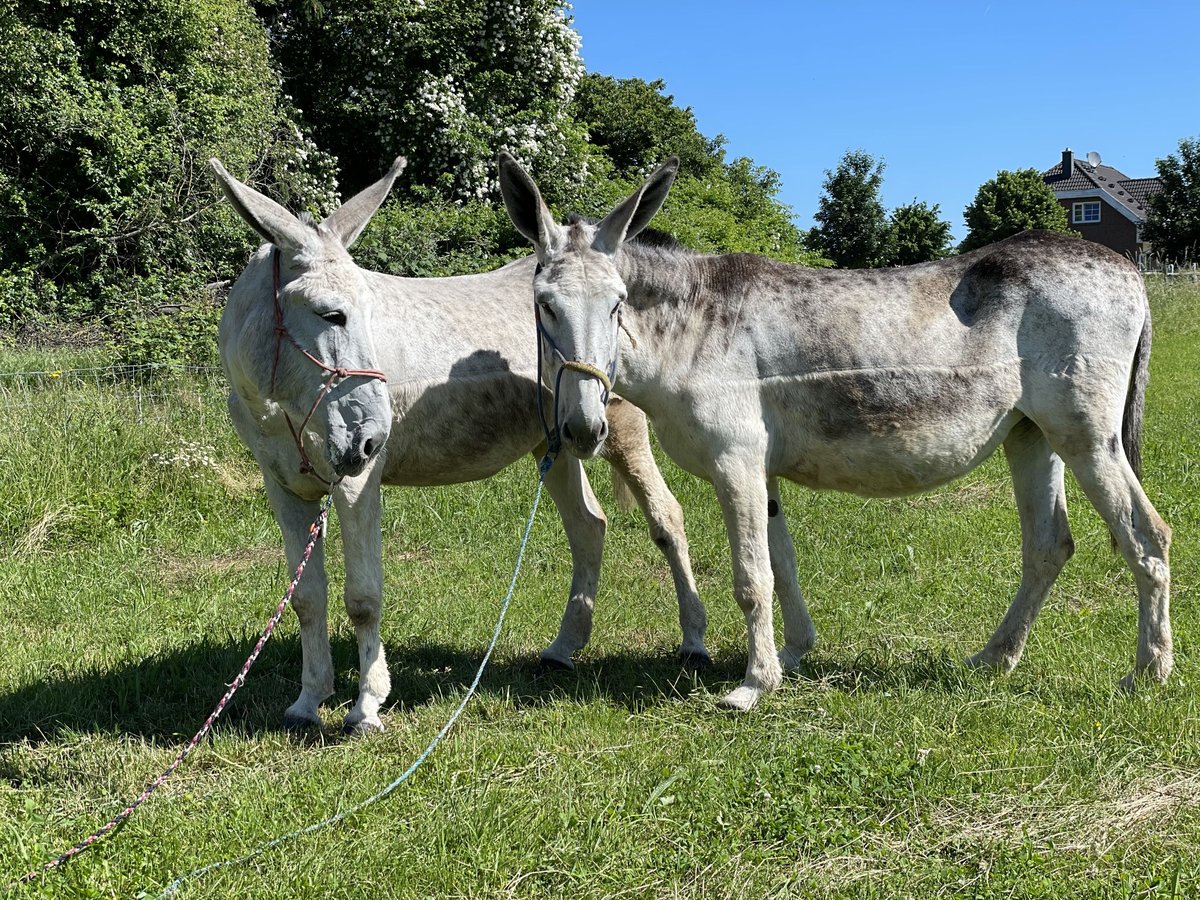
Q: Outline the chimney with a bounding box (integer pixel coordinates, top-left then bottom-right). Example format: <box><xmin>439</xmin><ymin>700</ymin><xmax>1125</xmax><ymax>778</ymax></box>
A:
<box><xmin>1062</xmin><ymin>148</ymin><xmax>1074</xmax><ymax>177</ymax></box>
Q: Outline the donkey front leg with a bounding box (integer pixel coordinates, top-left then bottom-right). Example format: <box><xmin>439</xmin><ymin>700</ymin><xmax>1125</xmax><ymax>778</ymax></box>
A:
<box><xmin>538</xmin><ymin>450</ymin><xmax>607</xmax><ymax>669</ymax></box>
<box><xmin>600</xmin><ymin>397</ymin><xmax>710</xmax><ymax>664</ymax></box>
<box><xmin>264</xmin><ymin>476</ymin><xmax>334</xmax><ymax>729</ymax></box>
<box><xmin>333</xmin><ymin>467</ymin><xmax>391</xmax><ymax>734</ymax></box>
<box><xmin>713</xmin><ymin>460</ymin><xmax>782</xmax><ymax>711</ymax></box>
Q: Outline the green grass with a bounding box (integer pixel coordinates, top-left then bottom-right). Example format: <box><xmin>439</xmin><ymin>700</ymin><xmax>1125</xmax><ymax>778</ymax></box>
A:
<box><xmin>2</xmin><ymin>280</ymin><xmax>1199</xmax><ymax>898</ymax></box>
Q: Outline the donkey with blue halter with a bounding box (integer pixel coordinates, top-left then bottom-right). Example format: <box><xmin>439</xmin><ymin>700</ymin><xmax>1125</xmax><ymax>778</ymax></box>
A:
<box><xmin>499</xmin><ymin>153</ymin><xmax>1172</xmax><ymax>711</ymax></box>
<box><xmin>211</xmin><ymin>158</ymin><xmax>709</xmax><ymax>733</ymax></box>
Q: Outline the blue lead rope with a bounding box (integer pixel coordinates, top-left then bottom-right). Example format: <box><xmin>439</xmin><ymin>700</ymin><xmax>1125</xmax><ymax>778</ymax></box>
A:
<box><xmin>151</xmin><ymin>464</ymin><xmax>550</xmax><ymax>898</ymax></box>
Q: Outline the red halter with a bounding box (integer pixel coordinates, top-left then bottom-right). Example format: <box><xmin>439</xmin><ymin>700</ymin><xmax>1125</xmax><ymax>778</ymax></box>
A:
<box><xmin>269</xmin><ymin>247</ymin><xmax>388</xmax><ymax>484</ymax></box>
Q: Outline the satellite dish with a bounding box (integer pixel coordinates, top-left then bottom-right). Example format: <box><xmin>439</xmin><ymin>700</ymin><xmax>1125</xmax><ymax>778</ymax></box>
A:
<box><xmin>1087</xmin><ymin>151</ymin><xmax>1102</xmax><ymax>168</ymax></box>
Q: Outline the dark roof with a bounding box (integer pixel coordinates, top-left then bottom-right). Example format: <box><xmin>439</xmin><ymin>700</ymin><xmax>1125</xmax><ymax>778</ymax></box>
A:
<box><xmin>1120</xmin><ymin>178</ymin><xmax>1163</xmax><ymax>208</ymax></box>
<box><xmin>1041</xmin><ymin>156</ymin><xmax>1162</xmax><ymax>221</ymax></box>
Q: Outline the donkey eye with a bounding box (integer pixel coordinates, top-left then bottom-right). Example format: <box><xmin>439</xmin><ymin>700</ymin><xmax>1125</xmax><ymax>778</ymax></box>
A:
<box><xmin>320</xmin><ymin>310</ymin><xmax>347</xmax><ymax>327</ymax></box>
<box><xmin>537</xmin><ymin>300</ymin><xmax>557</xmax><ymax>322</ymax></box>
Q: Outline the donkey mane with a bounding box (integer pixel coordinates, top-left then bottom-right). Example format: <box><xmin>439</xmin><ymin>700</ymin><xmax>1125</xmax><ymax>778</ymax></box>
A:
<box><xmin>565</xmin><ymin>214</ymin><xmax>689</xmax><ymax>252</ymax></box>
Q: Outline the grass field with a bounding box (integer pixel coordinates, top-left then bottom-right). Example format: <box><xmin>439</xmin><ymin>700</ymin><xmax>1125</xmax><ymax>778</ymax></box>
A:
<box><xmin>1</xmin><ymin>278</ymin><xmax>1198</xmax><ymax>898</ymax></box>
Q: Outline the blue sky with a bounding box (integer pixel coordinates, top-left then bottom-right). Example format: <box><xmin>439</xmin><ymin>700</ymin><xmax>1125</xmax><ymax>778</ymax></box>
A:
<box><xmin>570</xmin><ymin>1</ymin><xmax>1200</xmax><ymax>243</ymax></box>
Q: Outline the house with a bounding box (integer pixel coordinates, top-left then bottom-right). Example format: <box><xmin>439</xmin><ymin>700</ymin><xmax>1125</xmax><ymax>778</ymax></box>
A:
<box><xmin>1041</xmin><ymin>149</ymin><xmax>1162</xmax><ymax>260</ymax></box>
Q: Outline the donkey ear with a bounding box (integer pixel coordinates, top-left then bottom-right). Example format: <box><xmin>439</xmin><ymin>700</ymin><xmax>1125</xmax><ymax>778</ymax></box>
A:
<box><xmin>321</xmin><ymin>156</ymin><xmax>407</xmax><ymax>249</ymax></box>
<box><xmin>498</xmin><ymin>152</ymin><xmax>563</xmax><ymax>261</ymax></box>
<box><xmin>592</xmin><ymin>157</ymin><xmax>679</xmax><ymax>256</ymax></box>
<box><xmin>209</xmin><ymin>158</ymin><xmax>312</xmax><ymax>251</ymax></box>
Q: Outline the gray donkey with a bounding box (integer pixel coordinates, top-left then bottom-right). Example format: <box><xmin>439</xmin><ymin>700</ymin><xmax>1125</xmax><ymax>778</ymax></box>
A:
<box><xmin>499</xmin><ymin>153</ymin><xmax>1172</xmax><ymax>711</ymax></box>
<box><xmin>211</xmin><ymin>158</ymin><xmax>708</xmax><ymax>733</ymax></box>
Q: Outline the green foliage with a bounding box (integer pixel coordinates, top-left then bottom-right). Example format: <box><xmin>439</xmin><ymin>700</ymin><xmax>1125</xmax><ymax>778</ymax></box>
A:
<box><xmin>0</xmin><ymin>0</ymin><xmax>337</xmax><ymax>339</ymax></box>
<box><xmin>1142</xmin><ymin>136</ymin><xmax>1200</xmax><ymax>263</ymax></box>
<box><xmin>960</xmin><ymin>168</ymin><xmax>1074</xmax><ymax>252</ymax></box>
<box><xmin>570</xmin><ymin>73</ymin><xmax>720</xmax><ymax>178</ymax></box>
<box><xmin>656</xmin><ymin>164</ymin><xmax>828</xmax><ymax>265</ymax></box>
<box><xmin>352</xmin><ymin>198</ymin><xmax>526</xmax><ymax>277</ymax></box>
<box><xmin>564</xmin><ymin>74</ymin><xmax>823</xmax><ymax>262</ymax></box>
<box><xmin>109</xmin><ymin>283</ymin><xmax>222</xmax><ymax>368</ymax></box>
<box><xmin>808</xmin><ymin>150</ymin><xmax>891</xmax><ymax>268</ymax></box>
<box><xmin>265</xmin><ymin>0</ymin><xmax>590</xmax><ymax>206</ymax></box>
<box><xmin>887</xmin><ymin>200</ymin><xmax>953</xmax><ymax>265</ymax></box>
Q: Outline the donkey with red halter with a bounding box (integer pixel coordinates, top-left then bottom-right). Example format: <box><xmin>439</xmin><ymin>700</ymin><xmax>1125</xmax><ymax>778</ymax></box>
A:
<box><xmin>211</xmin><ymin>158</ymin><xmax>709</xmax><ymax>733</ymax></box>
<box><xmin>499</xmin><ymin>153</ymin><xmax>1172</xmax><ymax>711</ymax></box>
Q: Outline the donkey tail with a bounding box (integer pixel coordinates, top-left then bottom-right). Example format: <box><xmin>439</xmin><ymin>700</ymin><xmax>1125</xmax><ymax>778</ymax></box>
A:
<box><xmin>1122</xmin><ymin>305</ymin><xmax>1152</xmax><ymax>483</ymax></box>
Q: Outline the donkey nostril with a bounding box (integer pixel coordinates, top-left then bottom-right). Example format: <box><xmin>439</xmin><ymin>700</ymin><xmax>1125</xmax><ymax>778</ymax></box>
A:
<box><xmin>561</xmin><ymin>422</ymin><xmax>575</xmax><ymax>443</ymax></box>
<box><xmin>362</xmin><ymin>438</ymin><xmax>375</xmax><ymax>459</ymax></box>
<box><xmin>596</xmin><ymin>420</ymin><xmax>609</xmax><ymax>442</ymax></box>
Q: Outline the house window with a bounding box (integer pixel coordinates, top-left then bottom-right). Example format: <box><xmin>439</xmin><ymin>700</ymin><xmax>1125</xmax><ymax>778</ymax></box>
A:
<box><xmin>1072</xmin><ymin>202</ymin><xmax>1101</xmax><ymax>224</ymax></box>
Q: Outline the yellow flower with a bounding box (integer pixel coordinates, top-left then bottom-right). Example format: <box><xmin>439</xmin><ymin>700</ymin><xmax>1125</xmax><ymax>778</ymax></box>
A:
<box><xmin>48</xmin><ymin>371</ymin><xmax>62</xmax><ymax>379</ymax></box>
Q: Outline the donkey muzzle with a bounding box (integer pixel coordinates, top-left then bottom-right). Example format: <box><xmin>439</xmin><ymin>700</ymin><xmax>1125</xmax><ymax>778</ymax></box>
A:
<box><xmin>331</xmin><ymin>424</ymin><xmax>387</xmax><ymax>478</ymax></box>
<box><xmin>561</xmin><ymin>411</ymin><xmax>609</xmax><ymax>459</ymax></box>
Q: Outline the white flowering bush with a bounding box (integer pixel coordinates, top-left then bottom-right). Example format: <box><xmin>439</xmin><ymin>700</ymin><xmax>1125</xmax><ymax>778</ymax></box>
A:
<box><xmin>268</xmin><ymin>0</ymin><xmax>591</xmax><ymax>207</ymax></box>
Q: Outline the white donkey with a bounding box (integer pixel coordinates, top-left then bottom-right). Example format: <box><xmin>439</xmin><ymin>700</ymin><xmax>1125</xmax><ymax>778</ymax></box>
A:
<box><xmin>498</xmin><ymin>153</ymin><xmax>1173</xmax><ymax>711</ymax></box>
<box><xmin>210</xmin><ymin>158</ymin><xmax>709</xmax><ymax>734</ymax></box>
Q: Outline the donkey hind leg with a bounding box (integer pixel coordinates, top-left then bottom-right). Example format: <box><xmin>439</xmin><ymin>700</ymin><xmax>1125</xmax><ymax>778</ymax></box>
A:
<box><xmin>767</xmin><ymin>478</ymin><xmax>816</xmax><ymax>672</ymax></box>
<box><xmin>264</xmin><ymin>477</ymin><xmax>333</xmax><ymax>729</ymax></box>
<box><xmin>333</xmin><ymin>468</ymin><xmax>390</xmax><ymax>734</ymax></box>
<box><xmin>967</xmin><ymin>418</ymin><xmax>1074</xmax><ymax>674</ymax></box>
<box><xmin>713</xmin><ymin>459</ymin><xmax>783</xmax><ymax>711</ymax></box>
<box><xmin>599</xmin><ymin>397</ymin><xmax>709</xmax><ymax>664</ymax></box>
<box><xmin>1053</xmin><ymin>439</ymin><xmax>1172</xmax><ymax>689</ymax></box>
<box><xmin>538</xmin><ymin>449</ymin><xmax>607</xmax><ymax>670</ymax></box>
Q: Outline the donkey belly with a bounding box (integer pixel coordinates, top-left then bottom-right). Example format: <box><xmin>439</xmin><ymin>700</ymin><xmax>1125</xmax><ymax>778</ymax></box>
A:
<box><xmin>768</xmin><ymin>363</ymin><xmax>1023</xmax><ymax>497</ymax></box>
<box><xmin>380</xmin><ymin>377</ymin><xmax>543</xmax><ymax>486</ymax></box>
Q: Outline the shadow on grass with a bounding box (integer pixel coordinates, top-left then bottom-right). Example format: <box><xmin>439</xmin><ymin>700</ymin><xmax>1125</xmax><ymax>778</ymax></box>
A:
<box><xmin>0</xmin><ymin>633</ymin><xmax>744</xmax><ymax>748</ymax></box>
<box><xmin>0</xmin><ymin>631</ymin><xmax>1005</xmax><ymax>750</ymax></box>
<box><xmin>791</xmin><ymin>647</ymin><xmax>978</xmax><ymax>694</ymax></box>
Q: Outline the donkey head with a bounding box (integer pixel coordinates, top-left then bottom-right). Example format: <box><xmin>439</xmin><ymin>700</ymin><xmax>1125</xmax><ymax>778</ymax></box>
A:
<box><xmin>498</xmin><ymin>153</ymin><xmax>678</xmax><ymax>459</ymax></box>
<box><xmin>212</xmin><ymin>157</ymin><xmax>405</xmax><ymax>481</ymax></box>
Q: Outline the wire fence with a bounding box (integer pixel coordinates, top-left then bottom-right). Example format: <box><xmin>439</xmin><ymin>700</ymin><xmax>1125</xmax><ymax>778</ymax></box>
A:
<box><xmin>0</xmin><ymin>363</ymin><xmax>227</xmax><ymax>431</ymax></box>
<box><xmin>1138</xmin><ymin>259</ymin><xmax>1199</xmax><ymax>281</ymax></box>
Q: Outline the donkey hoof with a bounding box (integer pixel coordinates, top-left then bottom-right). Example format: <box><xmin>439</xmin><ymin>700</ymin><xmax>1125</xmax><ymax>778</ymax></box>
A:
<box><xmin>1130</xmin><ymin>650</ymin><xmax>1174</xmax><ymax>687</ymax></box>
<box><xmin>716</xmin><ymin>685</ymin><xmax>762</xmax><ymax>712</ymax></box>
<box><xmin>537</xmin><ymin>653</ymin><xmax>575</xmax><ymax>672</ymax></box>
<box><xmin>679</xmin><ymin>649</ymin><xmax>712</xmax><ymax>669</ymax></box>
<box><xmin>342</xmin><ymin>716</ymin><xmax>385</xmax><ymax>736</ymax></box>
<box><xmin>965</xmin><ymin>649</ymin><xmax>1017</xmax><ymax>675</ymax></box>
<box><xmin>282</xmin><ymin>710</ymin><xmax>321</xmax><ymax>731</ymax></box>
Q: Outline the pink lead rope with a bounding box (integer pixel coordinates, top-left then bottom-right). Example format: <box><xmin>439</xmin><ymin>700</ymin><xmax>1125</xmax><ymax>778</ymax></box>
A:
<box><xmin>8</xmin><ymin>493</ymin><xmax>334</xmax><ymax>890</ymax></box>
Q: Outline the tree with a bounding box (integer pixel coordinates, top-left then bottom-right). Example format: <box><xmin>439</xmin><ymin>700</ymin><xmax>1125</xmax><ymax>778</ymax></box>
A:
<box><xmin>887</xmin><ymin>200</ymin><xmax>952</xmax><ymax>265</ymax></box>
<box><xmin>570</xmin><ymin>74</ymin><xmax>719</xmax><ymax>178</ymax></box>
<box><xmin>264</xmin><ymin>0</ymin><xmax>590</xmax><ymax>206</ymax></box>
<box><xmin>0</xmin><ymin>0</ymin><xmax>336</xmax><ymax>329</ymax></box>
<box><xmin>1142</xmin><ymin>137</ymin><xmax>1200</xmax><ymax>262</ymax></box>
<box><xmin>960</xmin><ymin>168</ymin><xmax>1073</xmax><ymax>252</ymax></box>
<box><xmin>654</xmin><ymin>159</ymin><xmax>827</xmax><ymax>265</ymax></box>
<box><xmin>565</xmin><ymin>75</ymin><xmax>825</xmax><ymax>264</ymax></box>
<box><xmin>808</xmin><ymin>150</ymin><xmax>891</xmax><ymax>268</ymax></box>
<box><xmin>352</xmin><ymin>71</ymin><xmax>830</xmax><ymax>275</ymax></box>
